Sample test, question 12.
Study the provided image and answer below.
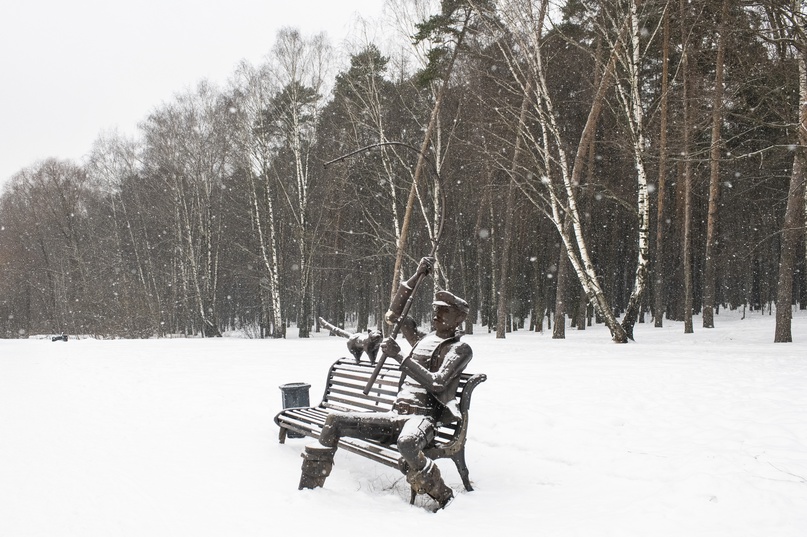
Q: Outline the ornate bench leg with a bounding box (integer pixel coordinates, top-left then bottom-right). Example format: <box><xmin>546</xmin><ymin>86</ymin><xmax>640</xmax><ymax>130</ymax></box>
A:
<box><xmin>410</xmin><ymin>487</ymin><xmax>417</xmax><ymax>505</ymax></box>
<box><xmin>452</xmin><ymin>449</ymin><xmax>473</xmax><ymax>491</ymax></box>
<box><xmin>278</xmin><ymin>426</ymin><xmax>287</xmax><ymax>444</ymax></box>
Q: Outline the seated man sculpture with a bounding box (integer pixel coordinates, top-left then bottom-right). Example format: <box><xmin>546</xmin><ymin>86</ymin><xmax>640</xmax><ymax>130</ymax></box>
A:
<box><xmin>298</xmin><ymin>257</ymin><xmax>472</xmax><ymax>509</ymax></box>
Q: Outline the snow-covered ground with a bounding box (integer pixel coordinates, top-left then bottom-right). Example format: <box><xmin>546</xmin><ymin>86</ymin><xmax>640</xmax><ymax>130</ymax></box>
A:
<box><xmin>2</xmin><ymin>310</ymin><xmax>806</xmax><ymax>536</ymax></box>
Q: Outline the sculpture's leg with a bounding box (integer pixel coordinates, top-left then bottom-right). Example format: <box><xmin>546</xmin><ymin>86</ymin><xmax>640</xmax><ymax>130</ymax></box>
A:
<box><xmin>398</xmin><ymin>417</ymin><xmax>453</xmax><ymax>508</ymax></box>
<box><xmin>320</xmin><ymin>411</ymin><xmax>399</xmax><ymax>447</ymax></box>
<box><xmin>299</xmin><ymin>411</ymin><xmax>403</xmax><ymax>490</ymax></box>
<box><xmin>299</xmin><ymin>445</ymin><xmax>335</xmax><ymax>489</ymax></box>
<box><xmin>405</xmin><ymin>460</ymin><xmax>454</xmax><ymax>509</ymax></box>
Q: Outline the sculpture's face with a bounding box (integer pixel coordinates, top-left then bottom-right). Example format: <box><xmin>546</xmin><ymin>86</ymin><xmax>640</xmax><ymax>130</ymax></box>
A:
<box><xmin>433</xmin><ymin>305</ymin><xmax>465</xmax><ymax>335</ymax></box>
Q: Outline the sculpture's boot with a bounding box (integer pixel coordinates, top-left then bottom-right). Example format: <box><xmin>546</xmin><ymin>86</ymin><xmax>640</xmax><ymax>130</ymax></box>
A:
<box><xmin>406</xmin><ymin>460</ymin><xmax>454</xmax><ymax>509</ymax></box>
<box><xmin>298</xmin><ymin>445</ymin><xmax>335</xmax><ymax>489</ymax></box>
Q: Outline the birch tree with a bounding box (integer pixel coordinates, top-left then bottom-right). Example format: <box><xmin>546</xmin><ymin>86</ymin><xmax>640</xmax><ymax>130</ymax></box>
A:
<box><xmin>611</xmin><ymin>0</ymin><xmax>652</xmax><ymax>340</ymax></box>
<box><xmin>332</xmin><ymin>45</ymin><xmax>402</xmax><ymax>249</ymax></box>
<box><xmin>265</xmin><ymin>28</ymin><xmax>330</xmax><ymax>338</ymax></box>
<box><xmin>488</xmin><ymin>0</ymin><xmax>630</xmax><ymax>342</ymax></box>
<box><xmin>140</xmin><ymin>82</ymin><xmax>232</xmax><ymax>337</ymax></box>
<box><xmin>230</xmin><ymin>61</ymin><xmax>286</xmax><ymax>338</ymax></box>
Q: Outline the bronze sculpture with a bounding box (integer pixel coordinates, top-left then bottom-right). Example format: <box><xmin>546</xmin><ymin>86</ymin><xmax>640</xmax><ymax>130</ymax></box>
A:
<box><xmin>298</xmin><ymin>257</ymin><xmax>472</xmax><ymax>509</ymax></box>
<box><xmin>317</xmin><ymin>317</ymin><xmax>382</xmax><ymax>365</ymax></box>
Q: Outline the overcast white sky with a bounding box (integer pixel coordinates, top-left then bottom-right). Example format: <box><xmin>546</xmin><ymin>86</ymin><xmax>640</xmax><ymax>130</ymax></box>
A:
<box><xmin>0</xmin><ymin>0</ymin><xmax>387</xmax><ymax>189</ymax></box>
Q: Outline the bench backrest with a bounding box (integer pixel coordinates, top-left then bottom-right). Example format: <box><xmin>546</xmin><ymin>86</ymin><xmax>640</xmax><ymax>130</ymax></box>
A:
<box><xmin>319</xmin><ymin>357</ymin><xmax>484</xmax><ymax>448</ymax></box>
<box><xmin>320</xmin><ymin>357</ymin><xmax>476</xmax><ymax>413</ymax></box>
<box><xmin>321</xmin><ymin>358</ymin><xmax>400</xmax><ymax>412</ymax></box>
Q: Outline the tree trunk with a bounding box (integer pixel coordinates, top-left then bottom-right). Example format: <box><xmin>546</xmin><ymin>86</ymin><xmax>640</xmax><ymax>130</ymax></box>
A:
<box><xmin>553</xmin><ymin>236</ymin><xmax>570</xmax><ymax>339</ymax></box>
<box><xmin>248</xmin><ymin>167</ymin><xmax>285</xmax><ymax>338</ymax></box>
<box><xmin>619</xmin><ymin>0</ymin><xmax>652</xmax><ymax>341</ymax></box>
<box><xmin>578</xmin><ymin>35</ymin><xmax>602</xmax><ymax>332</ymax></box>
<box><xmin>654</xmin><ymin>8</ymin><xmax>670</xmax><ymax>328</ymax></box>
<box><xmin>578</xmin><ymin>133</ymin><xmax>596</xmax><ymax>331</ymax></box>
<box><xmin>493</xmin><ymin>0</ymin><xmax>628</xmax><ymax>342</ymax></box>
<box><xmin>774</xmin><ymin>26</ymin><xmax>807</xmax><ymax>342</ymax></box>
<box><xmin>681</xmin><ymin>0</ymin><xmax>694</xmax><ymax>334</ymax></box>
<box><xmin>497</xmin><ymin>87</ymin><xmax>531</xmax><ymax>338</ymax></box>
<box><xmin>703</xmin><ymin>0</ymin><xmax>729</xmax><ymax>329</ymax></box>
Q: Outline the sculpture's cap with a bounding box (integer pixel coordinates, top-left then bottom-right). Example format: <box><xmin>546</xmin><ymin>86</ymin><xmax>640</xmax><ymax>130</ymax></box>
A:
<box><xmin>433</xmin><ymin>290</ymin><xmax>469</xmax><ymax>315</ymax></box>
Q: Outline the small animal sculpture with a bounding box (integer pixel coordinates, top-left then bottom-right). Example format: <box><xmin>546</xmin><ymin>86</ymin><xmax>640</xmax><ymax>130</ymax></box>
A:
<box><xmin>318</xmin><ymin>317</ymin><xmax>383</xmax><ymax>365</ymax></box>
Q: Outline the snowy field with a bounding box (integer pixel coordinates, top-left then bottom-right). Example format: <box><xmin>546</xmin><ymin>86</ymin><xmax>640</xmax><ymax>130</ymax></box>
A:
<box><xmin>2</xmin><ymin>310</ymin><xmax>806</xmax><ymax>536</ymax></box>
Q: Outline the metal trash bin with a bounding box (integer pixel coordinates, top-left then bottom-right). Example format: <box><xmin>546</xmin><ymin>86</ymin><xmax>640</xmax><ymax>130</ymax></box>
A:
<box><xmin>279</xmin><ymin>382</ymin><xmax>311</xmax><ymax>438</ymax></box>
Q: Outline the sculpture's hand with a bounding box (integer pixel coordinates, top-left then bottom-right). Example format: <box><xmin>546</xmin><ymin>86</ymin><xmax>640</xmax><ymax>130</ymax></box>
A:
<box><xmin>417</xmin><ymin>256</ymin><xmax>435</xmax><ymax>276</ymax></box>
<box><xmin>380</xmin><ymin>337</ymin><xmax>402</xmax><ymax>363</ymax></box>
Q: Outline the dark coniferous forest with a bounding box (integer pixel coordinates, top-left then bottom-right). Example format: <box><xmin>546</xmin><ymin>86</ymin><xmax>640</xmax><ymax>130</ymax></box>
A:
<box><xmin>0</xmin><ymin>0</ymin><xmax>805</xmax><ymax>342</ymax></box>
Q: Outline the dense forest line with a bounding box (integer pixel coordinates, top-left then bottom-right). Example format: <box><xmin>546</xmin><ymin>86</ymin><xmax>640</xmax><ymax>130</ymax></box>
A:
<box><xmin>0</xmin><ymin>0</ymin><xmax>805</xmax><ymax>342</ymax></box>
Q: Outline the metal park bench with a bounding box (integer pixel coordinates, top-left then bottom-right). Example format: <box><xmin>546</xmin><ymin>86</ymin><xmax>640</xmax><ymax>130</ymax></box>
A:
<box><xmin>274</xmin><ymin>356</ymin><xmax>487</xmax><ymax>495</ymax></box>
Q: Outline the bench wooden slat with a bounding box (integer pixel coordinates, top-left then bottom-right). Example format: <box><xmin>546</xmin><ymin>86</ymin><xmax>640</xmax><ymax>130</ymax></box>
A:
<box><xmin>280</xmin><ymin>408</ymin><xmax>328</xmax><ymax>424</ymax></box>
<box><xmin>336</xmin><ymin>442</ymin><xmax>400</xmax><ymax>468</ymax></box>
<box><xmin>333</xmin><ymin>362</ymin><xmax>399</xmax><ymax>374</ymax></box>
<box><xmin>330</xmin><ymin>363</ymin><xmax>399</xmax><ymax>375</ymax></box>
<box><xmin>327</xmin><ymin>384</ymin><xmax>398</xmax><ymax>403</ymax></box>
<box><xmin>327</xmin><ymin>387</ymin><xmax>395</xmax><ymax>404</ymax></box>
<box><xmin>328</xmin><ymin>384</ymin><xmax>398</xmax><ymax>401</ymax></box>
<box><xmin>325</xmin><ymin>395</ymin><xmax>391</xmax><ymax>413</ymax></box>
